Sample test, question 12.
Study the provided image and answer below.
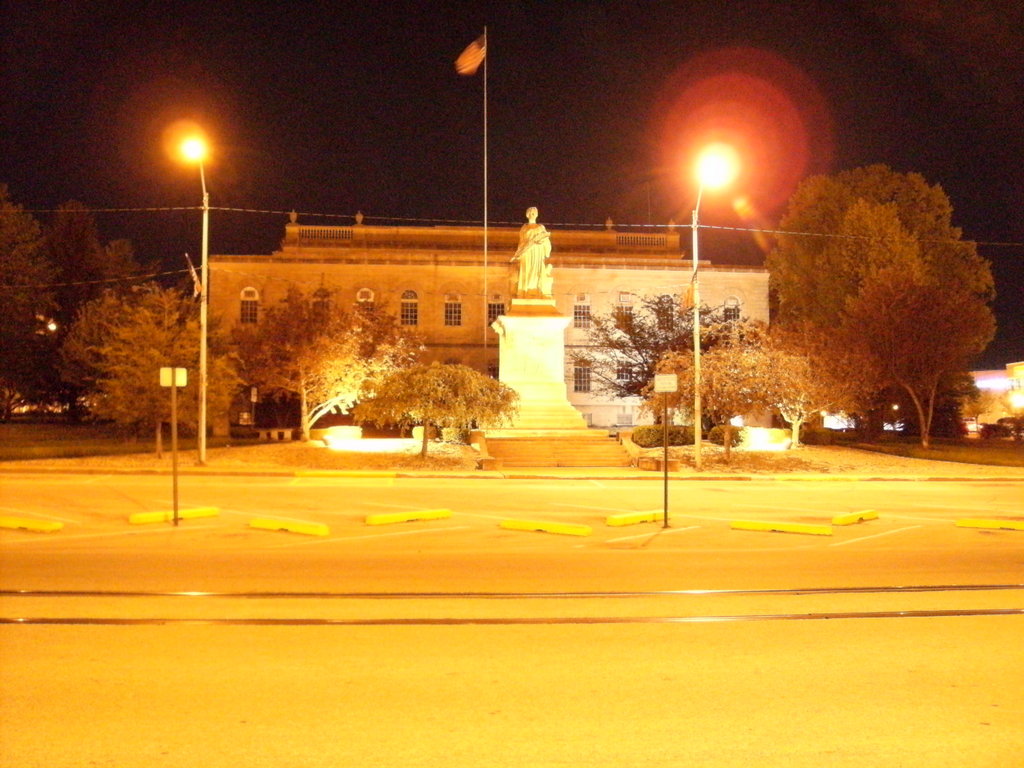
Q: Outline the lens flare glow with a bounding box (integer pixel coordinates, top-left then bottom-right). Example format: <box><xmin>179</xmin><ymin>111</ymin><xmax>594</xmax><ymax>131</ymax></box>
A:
<box><xmin>695</xmin><ymin>143</ymin><xmax>740</xmax><ymax>189</ymax></box>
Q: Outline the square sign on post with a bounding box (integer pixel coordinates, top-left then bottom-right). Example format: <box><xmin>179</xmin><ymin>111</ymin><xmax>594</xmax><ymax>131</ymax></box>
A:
<box><xmin>160</xmin><ymin>367</ymin><xmax>188</xmax><ymax>387</ymax></box>
<box><xmin>653</xmin><ymin>373</ymin><xmax>678</xmax><ymax>393</ymax></box>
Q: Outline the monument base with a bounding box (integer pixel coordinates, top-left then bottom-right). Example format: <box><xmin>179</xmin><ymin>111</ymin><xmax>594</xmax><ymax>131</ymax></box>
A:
<box><xmin>491</xmin><ymin>299</ymin><xmax>588</xmax><ymax>432</ymax></box>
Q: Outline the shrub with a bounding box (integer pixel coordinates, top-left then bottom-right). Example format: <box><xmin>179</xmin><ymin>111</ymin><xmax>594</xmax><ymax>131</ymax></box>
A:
<box><xmin>630</xmin><ymin>424</ymin><xmax>694</xmax><ymax>447</ymax></box>
<box><xmin>980</xmin><ymin>423</ymin><xmax>1011</xmax><ymax>440</ymax></box>
<box><xmin>800</xmin><ymin>426</ymin><xmax>836</xmax><ymax>445</ymax></box>
<box><xmin>441</xmin><ymin>427</ymin><xmax>469</xmax><ymax>444</ymax></box>
<box><xmin>707</xmin><ymin>425</ymin><xmax>741</xmax><ymax>447</ymax></box>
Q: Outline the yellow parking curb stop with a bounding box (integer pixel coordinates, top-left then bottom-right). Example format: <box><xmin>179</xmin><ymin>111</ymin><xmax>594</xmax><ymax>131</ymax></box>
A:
<box><xmin>365</xmin><ymin>508</ymin><xmax>453</xmax><ymax>525</ymax></box>
<box><xmin>730</xmin><ymin>520</ymin><xmax>833</xmax><ymax>536</ymax></box>
<box><xmin>500</xmin><ymin>519</ymin><xmax>592</xmax><ymax>536</ymax></box>
<box><xmin>832</xmin><ymin>509</ymin><xmax>879</xmax><ymax>526</ymax></box>
<box><xmin>129</xmin><ymin>507</ymin><xmax>220</xmax><ymax>525</ymax></box>
<box><xmin>250</xmin><ymin>518</ymin><xmax>330</xmax><ymax>537</ymax></box>
<box><xmin>0</xmin><ymin>516</ymin><xmax>63</xmax><ymax>533</ymax></box>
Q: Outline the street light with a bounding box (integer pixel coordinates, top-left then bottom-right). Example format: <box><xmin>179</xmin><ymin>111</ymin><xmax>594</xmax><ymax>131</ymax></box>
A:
<box><xmin>180</xmin><ymin>134</ymin><xmax>210</xmax><ymax>465</ymax></box>
<box><xmin>690</xmin><ymin>143</ymin><xmax>738</xmax><ymax>471</ymax></box>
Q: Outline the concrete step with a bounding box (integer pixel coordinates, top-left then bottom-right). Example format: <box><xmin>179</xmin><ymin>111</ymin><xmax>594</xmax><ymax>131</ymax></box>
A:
<box><xmin>486</xmin><ymin>435</ymin><xmax>631</xmax><ymax>467</ymax></box>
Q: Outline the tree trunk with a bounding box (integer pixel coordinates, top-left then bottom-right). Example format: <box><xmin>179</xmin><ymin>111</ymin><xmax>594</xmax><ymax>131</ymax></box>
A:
<box><xmin>723</xmin><ymin>424</ymin><xmax>733</xmax><ymax>462</ymax></box>
<box><xmin>420</xmin><ymin>422</ymin><xmax>430</xmax><ymax>458</ymax></box>
<box><xmin>299</xmin><ymin>387</ymin><xmax>310</xmax><ymax>441</ymax></box>
<box><xmin>791</xmin><ymin>418</ymin><xmax>804</xmax><ymax>448</ymax></box>
<box><xmin>903</xmin><ymin>382</ymin><xmax>934</xmax><ymax>449</ymax></box>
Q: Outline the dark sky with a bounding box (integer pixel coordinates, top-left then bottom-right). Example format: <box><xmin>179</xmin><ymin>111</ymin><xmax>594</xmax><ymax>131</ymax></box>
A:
<box><xmin>3</xmin><ymin>0</ymin><xmax>1021</xmax><ymax>367</ymax></box>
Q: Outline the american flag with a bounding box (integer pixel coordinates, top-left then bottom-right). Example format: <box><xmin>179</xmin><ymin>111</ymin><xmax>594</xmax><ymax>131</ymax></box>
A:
<box><xmin>455</xmin><ymin>34</ymin><xmax>486</xmax><ymax>75</ymax></box>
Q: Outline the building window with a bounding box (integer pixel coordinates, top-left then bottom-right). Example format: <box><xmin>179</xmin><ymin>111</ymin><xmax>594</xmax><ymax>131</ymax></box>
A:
<box><xmin>488</xmin><ymin>300</ymin><xmax>505</xmax><ymax>325</ymax></box>
<box><xmin>239</xmin><ymin>287</ymin><xmax>259</xmax><ymax>324</ymax></box>
<box><xmin>573</xmin><ymin>294</ymin><xmax>591</xmax><ymax>329</ymax></box>
<box><xmin>614</xmin><ymin>291</ymin><xmax>634</xmax><ymax>324</ymax></box>
<box><xmin>400</xmin><ymin>290</ymin><xmax>419</xmax><ymax>326</ymax></box>
<box><xmin>573</xmin><ymin>364</ymin><xmax>592</xmax><ymax>393</ymax></box>
<box><xmin>616</xmin><ymin>364</ymin><xmax>630</xmax><ymax>383</ymax></box>
<box><xmin>724</xmin><ymin>297</ymin><xmax>741</xmax><ymax>321</ymax></box>
<box><xmin>444</xmin><ymin>293</ymin><xmax>462</xmax><ymax>327</ymax></box>
<box><xmin>356</xmin><ymin>288</ymin><xmax>375</xmax><ymax>311</ymax></box>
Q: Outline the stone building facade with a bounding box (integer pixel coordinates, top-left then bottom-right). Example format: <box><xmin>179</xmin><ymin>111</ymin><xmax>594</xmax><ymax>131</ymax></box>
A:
<box><xmin>209</xmin><ymin>217</ymin><xmax>769</xmax><ymax>428</ymax></box>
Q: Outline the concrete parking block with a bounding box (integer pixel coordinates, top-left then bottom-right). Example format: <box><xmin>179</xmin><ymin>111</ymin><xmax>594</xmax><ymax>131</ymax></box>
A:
<box><xmin>730</xmin><ymin>520</ymin><xmax>833</xmax><ymax>536</ymax></box>
<box><xmin>0</xmin><ymin>516</ymin><xmax>63</xmax><ymax>533</ymax></box>
<box><xmin>832</xmin><ymin>509</ymin><xmax>879</xmax><ymax>526</ymax></box>
<box><xmin>956</xmin><ymin>518</ymin><xmax>1024</xmax><ymax>531</ymax></box>
<box><xmin>365</xmin><ymin>508</ymin><xmax>453</xmax><ymax>525</ymax></box>
<box><xmin>605</xmin><ymin>510</ymin><xmax>662</xmax><ymax>527</ymax></box>
<box><xmin>500</xmin><ymin>519</ymin><xmax>592</xmax><ymax>536</ymax></box>
<box><xmin>128</xmin><ymin>507</ymin><xmax>220</xmax><ymax>525</ymax></box>
<box><xmin>250</xmin><ymin>517</ymin><xmax>330</xmax><ymax>536</ymax></box>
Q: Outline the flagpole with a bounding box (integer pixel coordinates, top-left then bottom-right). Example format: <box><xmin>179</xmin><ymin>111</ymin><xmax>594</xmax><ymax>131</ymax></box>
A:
<box><xmin>482</xmin><ymin>26</ymin><xmax>489</xmax><ymax>358</ymax></box>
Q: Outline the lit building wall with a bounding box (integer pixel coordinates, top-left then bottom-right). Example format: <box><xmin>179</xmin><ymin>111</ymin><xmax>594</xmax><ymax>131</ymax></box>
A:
<box><xmin>210</xmin><ymin>219</ymin><xmax>769</xmax><ymax>428</ymax></box>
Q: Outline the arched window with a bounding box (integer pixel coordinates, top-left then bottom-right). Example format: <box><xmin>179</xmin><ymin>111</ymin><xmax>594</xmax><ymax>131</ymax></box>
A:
<box><xmin>400</xmin><ymin>290</ymin><xmax>419</xmax><ymax>326</ymax></box>
<box><xmin>240</xmin><ymin>287</ymin><xmax>259</xmax><ymax>324</ymax></box>
<box><xmin>444</xmin><ymin>293</ymin><xmax>462</xmax><ymax>327</ymax></box>
<box><xmin>311</xmin><ymin>287</ymin><xmax>331</xmax><ymax>316</ymax></box>
<box><xmin>724</xmin><ymin>296</ymin><xmax>741</xmax><ymax>321</ymax></box>
<box><xmin>356</xmin><ymin>288</ymin><xmax>375</xmax><ymax>310</ymax></box>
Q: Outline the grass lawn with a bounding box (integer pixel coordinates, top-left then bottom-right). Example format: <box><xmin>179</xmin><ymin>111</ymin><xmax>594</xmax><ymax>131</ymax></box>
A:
<box><xmin>852</xmin><ymin>438</ymin><xmax>1024</xmax><ymax>467</ymax></box>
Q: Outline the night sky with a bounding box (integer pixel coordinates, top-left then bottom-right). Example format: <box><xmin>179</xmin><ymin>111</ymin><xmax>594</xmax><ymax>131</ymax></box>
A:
<box><xmin>3</xmin><ymin>0</ymin><xmax>1021</xmax><ymax>367</ymax></box>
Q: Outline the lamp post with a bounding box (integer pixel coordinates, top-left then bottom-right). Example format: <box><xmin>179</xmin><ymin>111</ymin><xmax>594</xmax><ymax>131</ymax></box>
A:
<box><xmin>689</xmin><ymin>144</ymin><xmax>739</xmax><ymax>471</ymax></box>
<box><xmin>181</xmin><ymin>136</ymin><xmax>210</xmax><ymax>466</ymax></box>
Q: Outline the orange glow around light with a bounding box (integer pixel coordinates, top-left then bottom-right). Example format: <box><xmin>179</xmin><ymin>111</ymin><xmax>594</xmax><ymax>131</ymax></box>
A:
<box><xmin>162</xmin><ymin>120</ymin><xmax>210</xmax><ymax>166</ymax></box>
<box><xmin>180</xmin><ymin>136</ymin><xmax>208</xmax><ymax>164</ymax></box>
<box><xmin>654</xmin><ymin>46</ymin><xmax>834</xmax><ymax>218</ymax></box>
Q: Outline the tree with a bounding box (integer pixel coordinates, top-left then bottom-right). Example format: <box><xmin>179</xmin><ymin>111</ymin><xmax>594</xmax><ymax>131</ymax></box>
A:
<box><xmin>59</xmin><ymin>284</ymin><xmax>239</xmax><ymax>453</ymax></box>
<box><xmin>43</xmin><ymin>201</ymin><xmax>141</xmax><ymax>414</ymax></box>
<box><xmin>355</xmin><ymin>362</ymin><xmax>518</xmax><ymax>457</ymax></box>
<box><xmin>841</xmin><ymin>267</ymin><xmax>994</xmax><ymax>448</ymax></box>
<box><xmin>0</xmin><ymin>185</ymin><xmax>54</xmax><ymax>419</ymax></box>
<box><xmin>766</xmin><ymin>164</ymin><xmax>994</xmax><ymax>328</ymax></box>
<box><xmin>576</xmin><ymin>293</ymin><xmax>741</xmax><ymax>399</ymax></box>
<box><xmin>234</xmin><ymin>287</ymin><xmax>420</xmax><ymax>440</ymax></box>
<box><xmin>651</xmin><ymin>322</ymin><xmax>775</xmax><ymax>461</ymax></box>
<box><xmin>767</xmin><ymin>323</ymin><xmax>874</xmax><ymax>446</ymax></box>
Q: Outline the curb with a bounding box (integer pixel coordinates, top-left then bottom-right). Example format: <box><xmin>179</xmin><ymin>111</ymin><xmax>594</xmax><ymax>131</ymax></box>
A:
<box><xmin>0</xmin><ymin>516</ymin><xmax>64</xmax><ymax>533</ymax></box>
<box><xmin>500</xmin><ymin>519</ymin><xmax>592</xmax><ymax>536</ymax></box>
<box><xmin>128</xmin><ymin>507</ymin><xmax>220</xmax><ymax>525</ymax></box>
<box><xmin>365</xmin><ymin>508</ymin><xmax>453</xmax><ymax>525</ymax></box>
<box><xmin>730</xmin><ymin>520</ymin><xmax>833</xmax><ymax>536</ymax></box>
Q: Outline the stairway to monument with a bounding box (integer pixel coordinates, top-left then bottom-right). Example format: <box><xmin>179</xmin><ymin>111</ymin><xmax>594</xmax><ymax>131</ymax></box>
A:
<box><xmin>485</xmin><ymin>431</ymin><xmax>631</xmax><ymax>468</ymax></box>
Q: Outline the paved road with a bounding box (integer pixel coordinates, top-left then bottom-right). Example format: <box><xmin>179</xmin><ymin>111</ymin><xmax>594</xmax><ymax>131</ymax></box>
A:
<box><xmin>2</xmin><ymin>473</ymin><xmax>1022</xmax><ymax>766</ymax></box>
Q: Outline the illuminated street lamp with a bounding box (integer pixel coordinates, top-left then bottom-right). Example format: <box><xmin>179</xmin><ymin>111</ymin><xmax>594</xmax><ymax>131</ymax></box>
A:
<box><xmin>180</xmin><ymin>134</ymin><xmax>210</xmax><ymax>465</ymax></box>
<box><xmin>690</xmin><ymin>143</ymin><xmax>739</xmax><ymax>471</ymax></box>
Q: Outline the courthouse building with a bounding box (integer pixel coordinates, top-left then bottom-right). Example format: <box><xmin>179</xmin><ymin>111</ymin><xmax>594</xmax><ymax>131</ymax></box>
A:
<box><xmin>209</xmin><ymin>214</ymin><xmax>769</xmax><ymax>428</ymax></box>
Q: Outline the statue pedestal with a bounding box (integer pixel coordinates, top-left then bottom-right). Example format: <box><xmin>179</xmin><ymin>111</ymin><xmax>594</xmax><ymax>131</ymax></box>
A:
<box><xmin>490</xmin><ymin>299</ymin><xmax>588</xmax><ymax>432</ymax></box>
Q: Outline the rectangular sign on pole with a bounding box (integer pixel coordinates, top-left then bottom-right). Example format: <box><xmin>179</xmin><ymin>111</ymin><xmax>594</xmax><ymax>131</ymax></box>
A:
<box><xmin>653</xmin><ymin>373</ymin><xmax>678</xmax><ymax>393</ymax></box>
<box><xmin>160</xmin><ymin>367</ymin><xmax>188</xmax><ymax>387</ymax></box>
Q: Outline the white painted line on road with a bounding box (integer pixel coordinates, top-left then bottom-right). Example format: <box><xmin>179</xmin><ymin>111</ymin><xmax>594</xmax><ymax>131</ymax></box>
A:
<box><xmin>263</xmin><ymin>525</ymin><xmax>473</xmax><ymax>548</ymax></box>
<box><xmin>0</xmin><ymin>525</ymin><xmax>222</xmax><ymax>545</ymax></box>
<box><xmin>829</xmin><ymin>525</ymin><xmax>922</xmax><ymax>547</ymax></box>
<box><xmin>460</xmin><ymin>512</ymin><xmax>513</xmax><ymax>522</ymax></box>
<box><xmin>607</xmin><ymin>525</ymin><xmax>700</xmax><ymax>544</ymax></box>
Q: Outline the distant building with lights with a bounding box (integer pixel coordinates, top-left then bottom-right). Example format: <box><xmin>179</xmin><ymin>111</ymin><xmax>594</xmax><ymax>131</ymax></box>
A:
<box><xmin>210</xmin><ymin>216</ymin><xmax>769</xmax><ymax>428</ymax></box>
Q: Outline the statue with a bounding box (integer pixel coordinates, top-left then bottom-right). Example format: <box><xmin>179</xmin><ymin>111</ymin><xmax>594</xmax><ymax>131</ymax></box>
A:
<box><xmin>511</xmin><ymin>206</ymin><xmax>553</xmax><ymax>298</ymax></box>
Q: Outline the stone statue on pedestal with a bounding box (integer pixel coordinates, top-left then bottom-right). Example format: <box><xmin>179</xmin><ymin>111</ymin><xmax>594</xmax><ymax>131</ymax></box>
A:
<box><xmin>510</xmin><ymin>206</ymin><xmax>553</xmax><ymax>298</ymax></box>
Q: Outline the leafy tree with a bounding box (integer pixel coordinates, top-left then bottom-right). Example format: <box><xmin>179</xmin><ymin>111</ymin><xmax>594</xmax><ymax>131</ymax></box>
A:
<box><xmin>766</xmin><ymin>164</ymin><xmax>994</xmax><ymax>328</ymax></box>
<box><xmin>234</xmin><ymin>287</ymin><xmax>420</xmax><ymax>440</ymax></box>
<box><xmin>651</xmin><ymin>322</ymin><xmax>775</xmax><ymax>461</ymax></box>
<box><xmin>355</xmin><ymin>362</ymin><xmax>518</xmax><ymax>457</ymax></box>
<box><xmin>576</xmin><ymin>293</ymin><xmax>742</xmax><ymax>399</ymax></box>
<box><xmin>59</xmin><ymin>284</ymin><xmax>238</xmax><ymax>454</ymax></box>
<box><xmin>767</xmin><ymin>323</ymin><xmax>875</xmax><ymax>446</ymax></box>
<box><xmin>43</xmin><ymin>201</ymin><xmax>141</xmax><ymax>414</ymax></box>
<box><xmin>0</xmin><ymin>185</ymin><xmax>54</xmax><ymax>419</ymax></box>
<box><xmin>841</xmin><ymin>267</ymin><xmax>994</xmax><ymax>448</ymax></box>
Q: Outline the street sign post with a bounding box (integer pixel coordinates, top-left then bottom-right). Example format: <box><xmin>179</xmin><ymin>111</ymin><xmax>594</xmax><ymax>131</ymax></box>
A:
<box><xmin>160</xmin><ymin>367</ymin><xmax>188</xmax><ymax>526</ymax></box>
<box><xmin>653</xmin><ymin>374</ymin><xmax>678</xmax><ymax>528</ymax></box>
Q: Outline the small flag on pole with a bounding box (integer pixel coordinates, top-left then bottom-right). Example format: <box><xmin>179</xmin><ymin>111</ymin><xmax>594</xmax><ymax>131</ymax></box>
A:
<box><xmin>455</xmin><ymin>34</ymin><xmax>486</xmax><ymax>75</ymax></box>
<box><xmin>185</xmin><ymin>253</ymin><xmax>202</xmax><ymax>297</ymax></box>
